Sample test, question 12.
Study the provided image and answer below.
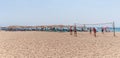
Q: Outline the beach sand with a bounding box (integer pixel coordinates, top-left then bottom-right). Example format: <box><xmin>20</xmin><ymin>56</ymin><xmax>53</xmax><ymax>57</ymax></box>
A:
<box><xmin>0</xmin><ymin>31</ymin><xmax>120</xmax><ymax>58</ymax></box>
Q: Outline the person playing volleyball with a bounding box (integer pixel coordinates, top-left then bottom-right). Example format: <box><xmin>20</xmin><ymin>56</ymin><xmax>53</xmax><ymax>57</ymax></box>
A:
<box><xmin>93</xmin><ymin>27</ymin><xmax>96</xmax><ymax>37</ymax></box>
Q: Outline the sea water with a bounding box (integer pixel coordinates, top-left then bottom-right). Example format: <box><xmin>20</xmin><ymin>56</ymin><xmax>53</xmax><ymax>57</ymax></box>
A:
<box><xmin>115</xmin><ymin>28</ymin><xmax>120</xmax><ymax>32</ymax></box>
<box><xmin>97</xmin><ymin>28</ymin><xmax>120</xmax><ymax>32</ymax></box>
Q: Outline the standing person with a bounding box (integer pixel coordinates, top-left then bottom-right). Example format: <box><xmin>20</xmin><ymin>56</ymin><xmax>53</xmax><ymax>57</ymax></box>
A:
<box><xmin>74</xmin><ymin>25</ymin><xmax>77</xmax><ymax>37</ymax></box>
<box><xmin>105</xmin><ymin>27</ymin><xmax>107</xmax><ymax>32</ymax></box>
<box><xmin>101</xmin><ymin>27</ymin><xmax>104</xmax><ymax>34</ymax></box>
<box><xmin>93</xmin><ymin>27</ymin><xmax>97</xmax><ymax>37</ymax></box>
<box><xmin>90</xmin><ymin>27</ymin><xmax>92</xmax><ymax>34</ymax></box>
<box><xmin>70</xmin><ymin>26</ymin><xmax>73</xmax><ymax>35</ymax></box>
<box><xmin>81</xmin><ymin>27</ymin><xmax>84</xmax><ymax>31</ymax></box>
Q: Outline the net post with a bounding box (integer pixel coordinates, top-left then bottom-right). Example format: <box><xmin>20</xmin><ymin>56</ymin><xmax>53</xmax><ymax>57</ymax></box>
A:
<box><xmin>113</xmin><ymin>21</ymin><xmax>115</xmax><ymax>37</ymax></box>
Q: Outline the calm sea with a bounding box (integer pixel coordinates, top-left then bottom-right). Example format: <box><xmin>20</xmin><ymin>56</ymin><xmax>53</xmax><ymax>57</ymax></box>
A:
<box><xmin>97</xmin><ymin>28</ymin><xmax>120</xmax><ymax>32</ymax></box>
<box><xmin>115</xmin><ymin>28</ymin><xmax>120</xmax><ymax>32</ymax></box>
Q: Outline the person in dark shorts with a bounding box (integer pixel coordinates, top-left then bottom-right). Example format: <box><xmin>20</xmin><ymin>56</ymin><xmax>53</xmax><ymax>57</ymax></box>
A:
<box><xmin>74</xmin><ymin>25</ymin><xmax>77</xmax><ymax>37</ymax></box>
<box><xmin>70</xmin><ymin>26</ymin><xmax>72</xmax><ymax>35</ymax></box>
<box><xmin>93</xmin><ymin>27</ymin><xmax>96</xmax><ymax>37</ymax></box>
<box><xmin>90</xmin><ymin>27</ymin><xmax>92</xmax><ymax>34</ymax></box>
<box><xmin>101</xmin><ymin>27</ymin><xmax>104</xmax><ymax>34</ymax></box>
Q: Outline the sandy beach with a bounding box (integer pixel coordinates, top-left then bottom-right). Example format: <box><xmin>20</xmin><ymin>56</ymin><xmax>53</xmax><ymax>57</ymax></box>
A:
<box><xmin>0</xmin><ymin>31</ymin><xmax>120</xmax><ymax>58</ymax></box>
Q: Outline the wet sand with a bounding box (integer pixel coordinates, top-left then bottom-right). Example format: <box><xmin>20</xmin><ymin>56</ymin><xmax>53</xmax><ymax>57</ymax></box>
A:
<box><xmin>0</xmin><ymin>31</ymin><xmax>120</xmax><ymax>58</ymax></box>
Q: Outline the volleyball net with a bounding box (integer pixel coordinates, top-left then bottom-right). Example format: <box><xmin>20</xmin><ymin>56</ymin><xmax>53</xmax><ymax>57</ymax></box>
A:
<box><xmin>74</xmin><ymin>22</ymin><xmax>115</xmax><ymax>36</ymax></box>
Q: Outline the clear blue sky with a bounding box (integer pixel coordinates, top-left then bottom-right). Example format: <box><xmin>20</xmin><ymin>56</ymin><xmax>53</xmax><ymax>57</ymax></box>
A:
<box><xmin>0</xmin><ymin>0</ymin><xmax>120</xmax><ymax>27</ymax></box>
